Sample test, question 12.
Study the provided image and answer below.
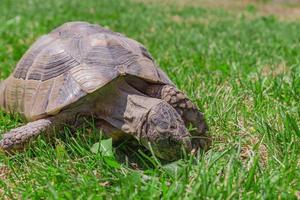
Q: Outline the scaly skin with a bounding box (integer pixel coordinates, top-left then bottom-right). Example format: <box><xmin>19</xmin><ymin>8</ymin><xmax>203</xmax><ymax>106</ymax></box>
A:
<box><xmin>0</xmin><ymin>80</ymin><xmax>197</xmax><ymax>161</ymax></box>
<box><xmin>139</xmin><ymin>101</ymin><xmax>192</xmax><ymax>161</ymax></box>
<box><xmin>0</xmin><ymin>118</ymin><xmax>53</xmax><ymax>152</ymax></box>
<box><xmin>146</xmin><ymin>84</ymin><xmax>211</xmax><ymax>151</ymax></box>
<box><xmin>0</xmin><ymin>102</ymin><xmax>193</xmax><ymax>161</ymax></box>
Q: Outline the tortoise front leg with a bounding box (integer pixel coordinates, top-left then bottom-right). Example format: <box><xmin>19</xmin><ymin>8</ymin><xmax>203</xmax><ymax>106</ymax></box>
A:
<box><xmin>0</xmin><ymin>118</ymin><xmax>53</xmax><ymax>152</ymax></box>
<box><xmin>146</xmin><ymin>85</ymin><xmax>211</xmax><ymax>151</ymax></box>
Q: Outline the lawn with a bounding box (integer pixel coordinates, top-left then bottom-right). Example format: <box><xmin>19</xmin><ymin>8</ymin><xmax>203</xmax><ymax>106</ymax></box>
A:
<box><xmin>0</xmin><ymin>0</ymin><xmax>300</xmax><ymax>199</ymax></box>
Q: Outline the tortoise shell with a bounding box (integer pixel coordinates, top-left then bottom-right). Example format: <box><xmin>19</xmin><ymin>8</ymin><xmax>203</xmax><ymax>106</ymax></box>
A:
<box><xmin>0</xmin><ymin>22</ymin><xmax>172</xmax><ymax>121</ymax></box>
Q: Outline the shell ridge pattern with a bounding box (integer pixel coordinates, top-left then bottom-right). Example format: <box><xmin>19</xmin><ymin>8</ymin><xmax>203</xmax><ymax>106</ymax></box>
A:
<box><xmin>4</xmin><ymin>22</ymin><xmax>175</xmax><ymax>120</ymax></box>
<box><xmin>30</xmin><ymin>79</ymin><xmax>54</xmax><ymax>119</ymax></box>
<box><xmin>26</xmin><ymin>41</ymin><xmax>81</xmax><ymax>81</ymax></box>
<box><xmin>13</xmin><ymin>35</ymin><xmax>57</xmax><ymax>80</ymax></box>
<box><xmin>28</xmin><ymin>82</ymin><xmax>41</xmax><ymax>118</ymax></box>
<box><xmin>107</xmin><ymin>38</ymin><xmax>140</xmax><ymax>74</ymax></box>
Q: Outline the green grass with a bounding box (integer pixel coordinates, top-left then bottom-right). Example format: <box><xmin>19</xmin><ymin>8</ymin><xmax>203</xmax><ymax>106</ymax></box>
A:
<box><xmin>0</xmin><ymin>0</ymin><xmax>300</xmax><ymax>199</ymax></box>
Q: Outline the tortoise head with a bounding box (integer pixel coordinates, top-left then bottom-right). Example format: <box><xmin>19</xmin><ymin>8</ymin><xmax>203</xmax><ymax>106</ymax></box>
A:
<box><xmin>140</xmin><ymin>101</ymin><xmax>192</xmax><ymax>161</ymax></box>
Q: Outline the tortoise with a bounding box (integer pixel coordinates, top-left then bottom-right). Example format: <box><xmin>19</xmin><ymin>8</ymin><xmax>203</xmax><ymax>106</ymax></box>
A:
<box><xmin>0</xmin><ymin>22</ymin><xmax>210</xmax><ymax>161</ymax></box>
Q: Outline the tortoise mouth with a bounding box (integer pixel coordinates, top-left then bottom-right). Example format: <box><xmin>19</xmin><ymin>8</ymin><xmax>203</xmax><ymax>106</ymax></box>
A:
<box><xmin>144</xmin><ymin>135</ymin><xmax>192</xmax><ymax>161</ymax></box>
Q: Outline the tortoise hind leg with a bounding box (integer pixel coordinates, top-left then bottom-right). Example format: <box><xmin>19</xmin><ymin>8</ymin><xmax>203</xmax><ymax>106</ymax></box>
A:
<box><xmin>0</xmin><ymin>118</ymin><xmax>53</xmax><ymax>152</ymax></box>
<box><xmin>145</xmin><ymin>84</ymin><xmax>211</xmax><ymax>151</ymax></box>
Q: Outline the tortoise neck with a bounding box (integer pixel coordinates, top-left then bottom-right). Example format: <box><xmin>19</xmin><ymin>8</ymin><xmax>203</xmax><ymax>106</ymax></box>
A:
<box><xmin>93</xmin><ymin>79</ymin><xmax>164</xmax><ymax>139</ymax></box>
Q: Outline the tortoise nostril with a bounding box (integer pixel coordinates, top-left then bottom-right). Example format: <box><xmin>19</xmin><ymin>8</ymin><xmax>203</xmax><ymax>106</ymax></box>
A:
<box><xmin>170</xmin><ymin>124</ymin><xmax>177</xmax><ymax>129</ymax></box>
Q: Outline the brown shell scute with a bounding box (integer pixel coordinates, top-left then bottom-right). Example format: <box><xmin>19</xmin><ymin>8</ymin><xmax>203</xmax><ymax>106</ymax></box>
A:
<box><xmin>3</xmin><ymin>21</ymin><xmax>173</xmax><ymax>121</ymax></box>
<box><xmin>13</xmin><ymin>35</ymin><xmax>56</xmax><ymax>80</ymax></box>
<box><xmin>50</xmin><ymin>21</ymin><xmax>120</xmax><ymax>39</ymax></box>
<box><xmin>0</xmin><ymin>82</ymin><xmax>5</xmax><ymax>109</ymax></box>
<box><xmin>28</xmin><ymin>49</ymin><xmax>80</xmax><ymax>81</ymax></box>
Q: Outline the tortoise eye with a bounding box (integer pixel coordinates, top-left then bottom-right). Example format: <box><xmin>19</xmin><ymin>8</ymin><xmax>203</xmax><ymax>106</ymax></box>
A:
<box><xmin>156</xmin><ymin>121</ymin><xmax>169</xmax><ymax>130</ymax></box>
<box><xmin>158</xmin><ymin>121</ymin><xmax>169</xmax><ymax>130</ymax></box>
